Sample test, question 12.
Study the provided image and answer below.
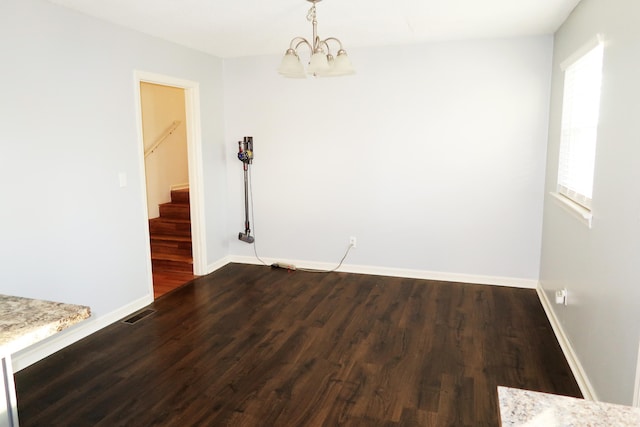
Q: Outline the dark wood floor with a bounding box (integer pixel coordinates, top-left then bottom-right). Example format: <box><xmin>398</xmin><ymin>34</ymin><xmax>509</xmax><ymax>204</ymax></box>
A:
<box><xmin>15</xmin><ymin>263</ymin><xmax>581</xmax><ymax>426</ymax></box>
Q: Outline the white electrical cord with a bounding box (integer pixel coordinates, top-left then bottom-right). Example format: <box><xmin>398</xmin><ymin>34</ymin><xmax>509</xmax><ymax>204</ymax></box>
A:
<box><xmin>297</xmin><ymin>244</ymin><xmax>353</xmax><ymax>273</ymax></box>
<box><xmin>247</xmin><ymin>166</ymin><xmax>269</xmax><ymax>267</ymax></box>
<box><xmin>247</xmin><ymin>166</ymin><xmax>353</xmax><ymax>273</ymax></box>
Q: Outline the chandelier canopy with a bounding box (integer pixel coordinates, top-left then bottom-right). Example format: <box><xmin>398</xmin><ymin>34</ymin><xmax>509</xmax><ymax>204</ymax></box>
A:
<box><xmin>278</xmin><ymin>0</ymin><xmax>355</xmax><ymax>78</ymax></box>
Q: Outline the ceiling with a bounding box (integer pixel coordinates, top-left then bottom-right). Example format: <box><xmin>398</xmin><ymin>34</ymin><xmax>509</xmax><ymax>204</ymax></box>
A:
<box><xmin>49</xmin><ymin>0</ymin><xmax>582</xmax><ymax>58</ymax></box>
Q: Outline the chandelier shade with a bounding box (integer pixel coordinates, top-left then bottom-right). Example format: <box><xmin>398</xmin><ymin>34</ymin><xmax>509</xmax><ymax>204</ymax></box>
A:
<box><xmin>278</xmin><ymin>0</ymin><xmax>354</xmax><ymax>78</ymax></box>
<box><xmin>278</xmin><ymin>49</ymin><xmax>306</xmax><ymax>78</ymax></box>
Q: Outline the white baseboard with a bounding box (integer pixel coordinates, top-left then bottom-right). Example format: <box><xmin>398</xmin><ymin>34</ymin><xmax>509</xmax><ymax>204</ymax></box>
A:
<box><xmin>536</xmin><ymin>283</ymin><xmax>597</xmax><ymax>401</ymax></box>
<box><xmin>229</xmin><ymin>255</ymin><xmax>538</xmax><ymax>289</ymax></box>
<box><xmin>206</xmin><ymin>255</ymin><xmax>233</xmax><ymax>275</ymax></box>
<box><xmin>11</xmin><ymin>294</ymin><xmax>153</xmax><ymax>372</ymax></box>
<box><xmin>170</xmin><ymin>183</ymin><xmax>189</xmax><ymax>191</ymax></box>
<box><xmin>633</xmin><ymin>340</ymin><xmax>640</xmax><ymax>407</ymax></box>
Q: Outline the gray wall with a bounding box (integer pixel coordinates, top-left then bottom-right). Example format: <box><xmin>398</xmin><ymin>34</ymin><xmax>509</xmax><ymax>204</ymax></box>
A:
<box><xmin>224</xmin><ymin>37</ymin><xmax>553</xmax><ymax>284</ymax></box>
<box><xmin>539</xmin><ymin>0</ymin><xmax>640</xmax><ymax>405</ymax></box>
<box><xmin>0</xmin><ymin>0</ymin><xmax>227</xmax><ymax>323</ymax></box>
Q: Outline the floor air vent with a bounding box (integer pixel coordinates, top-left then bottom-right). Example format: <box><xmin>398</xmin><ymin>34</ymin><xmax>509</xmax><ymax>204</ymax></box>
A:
<box><xmin>123</xmin><ymin>309</ymin><xmax>156</xmax><ymax>324</ymax></box>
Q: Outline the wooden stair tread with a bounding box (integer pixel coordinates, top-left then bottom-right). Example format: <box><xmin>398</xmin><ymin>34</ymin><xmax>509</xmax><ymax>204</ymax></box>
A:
<box><xmin>150</xmin><ymin>235</ymin><xmax>192</xmax><ymax>243</ymax></box>
<box><xmin>159</xmin><ymin>201</ymin><xmax>189</xmax><ymax>207</ymax></box>
<box><xmin>149</xmin><ymin>217</ymin><xmax>190</xmax><ymax>224</ymax></box>
<box><xmin>151</xmin><ymin>253</ymin><xmax>193</xmax><ymax>262</ymax></box>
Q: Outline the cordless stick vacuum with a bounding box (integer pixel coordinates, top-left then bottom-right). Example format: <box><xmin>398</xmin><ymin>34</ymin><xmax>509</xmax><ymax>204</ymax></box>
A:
<box><xmin>237</xmin><ymin>136</ymin><xmax>255</xmax><ymax>243</ymax></box>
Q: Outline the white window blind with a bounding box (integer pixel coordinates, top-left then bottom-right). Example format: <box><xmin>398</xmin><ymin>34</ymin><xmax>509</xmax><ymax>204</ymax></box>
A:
<box><xmin>557</xmin><ymin>39</ymin><xmax>604</xmax><ymax>210</ymax></box>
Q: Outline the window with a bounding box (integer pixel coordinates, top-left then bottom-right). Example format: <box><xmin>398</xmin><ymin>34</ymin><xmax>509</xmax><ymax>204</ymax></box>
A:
<box><xmin>557</xmin><ymin>38</ymin><xmax>604</xmax><ymax>211</ymax></box>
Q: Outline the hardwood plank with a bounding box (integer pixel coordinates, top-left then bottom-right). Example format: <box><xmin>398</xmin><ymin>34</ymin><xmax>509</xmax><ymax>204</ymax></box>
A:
<box><xmin>15</xmin><ymin>264</ymin><xmax>581</xmax><ymax>426</ymax></box>
<box><xmin>152</xmin><ymin>271</ymin><xmax>196</xmax><ymax>295</ymax></box>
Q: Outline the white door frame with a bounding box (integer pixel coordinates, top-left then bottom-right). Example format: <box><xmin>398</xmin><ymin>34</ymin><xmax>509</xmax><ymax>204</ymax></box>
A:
<box><xmin>634</xmin><ymin>339</ymin><xmax>640</xmax><ymax>407</ymax></box>
<box><xmin>133</xmin><ymin>70</ymin><xmax>208</xmax><ymax>297</ymax></box>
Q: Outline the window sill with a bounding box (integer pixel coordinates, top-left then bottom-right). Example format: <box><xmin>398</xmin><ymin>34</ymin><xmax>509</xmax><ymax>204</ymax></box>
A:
<box><xmin>550</xmin><ymin>192</ymin><xmax>592</xmax><ymax>229</ymax></box>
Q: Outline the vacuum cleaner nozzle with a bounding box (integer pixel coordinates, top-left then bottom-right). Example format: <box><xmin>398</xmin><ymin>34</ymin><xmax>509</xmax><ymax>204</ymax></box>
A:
<box><xmin>238</xmin><ymin>232</ymin><xmax>254</xmax><ymax>244</ymax></box>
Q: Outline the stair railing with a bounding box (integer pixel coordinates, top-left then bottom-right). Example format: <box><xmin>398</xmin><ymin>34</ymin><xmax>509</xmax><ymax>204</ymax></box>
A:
<box><xmin>144</xmin><ymin>120</ymin><xmax>182</xmax><ymax>158</ymax></box>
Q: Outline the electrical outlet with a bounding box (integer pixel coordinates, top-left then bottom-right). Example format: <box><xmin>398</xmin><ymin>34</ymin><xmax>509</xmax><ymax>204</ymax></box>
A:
<box><xmin>349</xmin><ymin>236</ymin><xmax>357</xmax><ymax>248</ymax></box>
<box><xmin>555</xmin><ymin>289</ymin><xmax>568</xmax><ymax>306</ymax></box>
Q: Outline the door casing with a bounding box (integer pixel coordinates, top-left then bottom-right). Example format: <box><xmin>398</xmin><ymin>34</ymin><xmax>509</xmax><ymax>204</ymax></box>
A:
<box><xmin>133</xmin><ymin>71</ymin><xmax>207</xmax><ymax>298</ymax></box>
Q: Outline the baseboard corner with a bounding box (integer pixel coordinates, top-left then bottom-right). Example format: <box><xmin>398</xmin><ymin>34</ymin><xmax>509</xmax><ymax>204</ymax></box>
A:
<box><xmin>536</xmin><ymin>282</ymin><xmax>598</xmax><ymax>401</ymax></box>
<box><xmin>206</xmin><ymin>256</ymin><xmax>233</xmax><ymax>274</ymax></box>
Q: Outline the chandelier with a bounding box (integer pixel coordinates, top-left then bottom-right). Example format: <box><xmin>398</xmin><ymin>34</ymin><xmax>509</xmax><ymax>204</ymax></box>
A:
<box><xmin>278</xmin><ymin>0</ymin><xmax>355</xmax><ymax>78</ymax></box>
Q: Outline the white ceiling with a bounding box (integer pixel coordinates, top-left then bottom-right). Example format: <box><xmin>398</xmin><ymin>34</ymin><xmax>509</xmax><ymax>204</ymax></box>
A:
<box><xmin>49</xmin><ymin>0</ymin><xmax>582</xmax><ymax>58</ymax></box>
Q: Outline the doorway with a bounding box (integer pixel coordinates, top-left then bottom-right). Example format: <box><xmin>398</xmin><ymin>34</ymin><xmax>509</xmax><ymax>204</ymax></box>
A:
<box><xmin>134</xmin><ymin>71</ymin><xmax>207</xmax><ymax>299</ymax></box>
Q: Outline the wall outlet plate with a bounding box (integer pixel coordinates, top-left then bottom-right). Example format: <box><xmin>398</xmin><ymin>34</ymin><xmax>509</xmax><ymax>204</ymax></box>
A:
<box><xmin>555</xmin><ymin>289</ymin><xmax>568</xmax><ymax>305</ymax></box>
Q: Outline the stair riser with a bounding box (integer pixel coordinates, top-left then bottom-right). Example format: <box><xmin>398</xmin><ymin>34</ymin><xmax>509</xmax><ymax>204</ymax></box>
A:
<box><xmin>159</xmin><ymin>204</ymin><xmax>190</xmax><ymax>220</ymax></box>
<box><xmin>171</xmin><ymin>189</ymin><xmax>190</xmax><ymax>204</ymax></box>
<box><xmin>152</xmin><ymin>259</ymin><xmax>193</xmax><ymax>274</ymax></box>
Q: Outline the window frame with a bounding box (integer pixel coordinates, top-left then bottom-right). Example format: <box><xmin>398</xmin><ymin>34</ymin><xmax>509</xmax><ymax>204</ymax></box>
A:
<box><xmin>554</xmin><ymin>35</ymin><xmax>604</xmax><ymax>227</ymax></box>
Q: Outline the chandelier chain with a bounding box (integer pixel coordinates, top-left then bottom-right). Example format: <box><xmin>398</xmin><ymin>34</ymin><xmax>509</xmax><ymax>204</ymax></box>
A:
<box><xmin>307</xmin><ymin>4</ymin><xmax>317</xmax><ymax>22</ymax></box>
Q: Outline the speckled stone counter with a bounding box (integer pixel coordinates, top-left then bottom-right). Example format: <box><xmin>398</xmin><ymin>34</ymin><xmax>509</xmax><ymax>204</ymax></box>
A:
<box><xmin>0</xmin><ymin>294</ymin><xmax>90</xmax><ymax>427</ymax></box>
<box><xmin>498</xmin><ymin>386</ymin><xmax>640</xmax><ymax>426</ymax></box>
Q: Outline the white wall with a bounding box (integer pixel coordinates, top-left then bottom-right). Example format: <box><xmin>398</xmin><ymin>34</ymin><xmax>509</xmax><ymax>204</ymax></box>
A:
<box><xmin>0</xmin><ymin>0</ymin><xmax>227</xmax><ymax>364</ymax></box>
<box><xmin>539</xmin><ymin>0</ymin><xmax>640</xmax><ymax>405</ymax></box>
<box><xmin>224</xmin><ymin>37</ymin><xmax>553</xmax><ymax>284</ymax></box>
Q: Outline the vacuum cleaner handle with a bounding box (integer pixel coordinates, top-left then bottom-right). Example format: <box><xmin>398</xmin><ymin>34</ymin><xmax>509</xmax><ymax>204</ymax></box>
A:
<box><xmin>237</xmin><ymin>137</ymin><xmax>253</xmax><ymax>165</ymax></box>
<box><xmin>244</xmin><ymin>136</ymin><xmax>253</xmax><ymax>160</ymax></box>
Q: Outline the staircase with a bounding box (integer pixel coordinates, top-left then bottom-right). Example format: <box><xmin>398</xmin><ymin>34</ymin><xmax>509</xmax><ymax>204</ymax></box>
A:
<box><xmin>149</xmin><ymin>188</ymin><xmax>196</xmax><ymax>298</ymax></box>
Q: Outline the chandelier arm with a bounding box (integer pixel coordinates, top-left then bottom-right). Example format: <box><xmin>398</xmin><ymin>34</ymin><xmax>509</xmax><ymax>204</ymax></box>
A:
<box><xmin>289</xmin><ymin>37</ymin><xmax>313</xmax><ymax>52</ymax></box>
<box><xmin>322</xmin><ymin>37</ymin><xmax>345</xmax><ymax>52</ymax></box>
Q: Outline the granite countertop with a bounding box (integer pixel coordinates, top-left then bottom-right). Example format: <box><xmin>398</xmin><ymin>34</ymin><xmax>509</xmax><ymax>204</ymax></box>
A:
<box><xmin>0</xmin><ymin>294</ymin><xmax>91</xmax><ymax>355</ymax></box>
<box><xmin>498</xmin><ymin>386</ymin><xmax>640</xmax><ymax>426</ymax></box>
